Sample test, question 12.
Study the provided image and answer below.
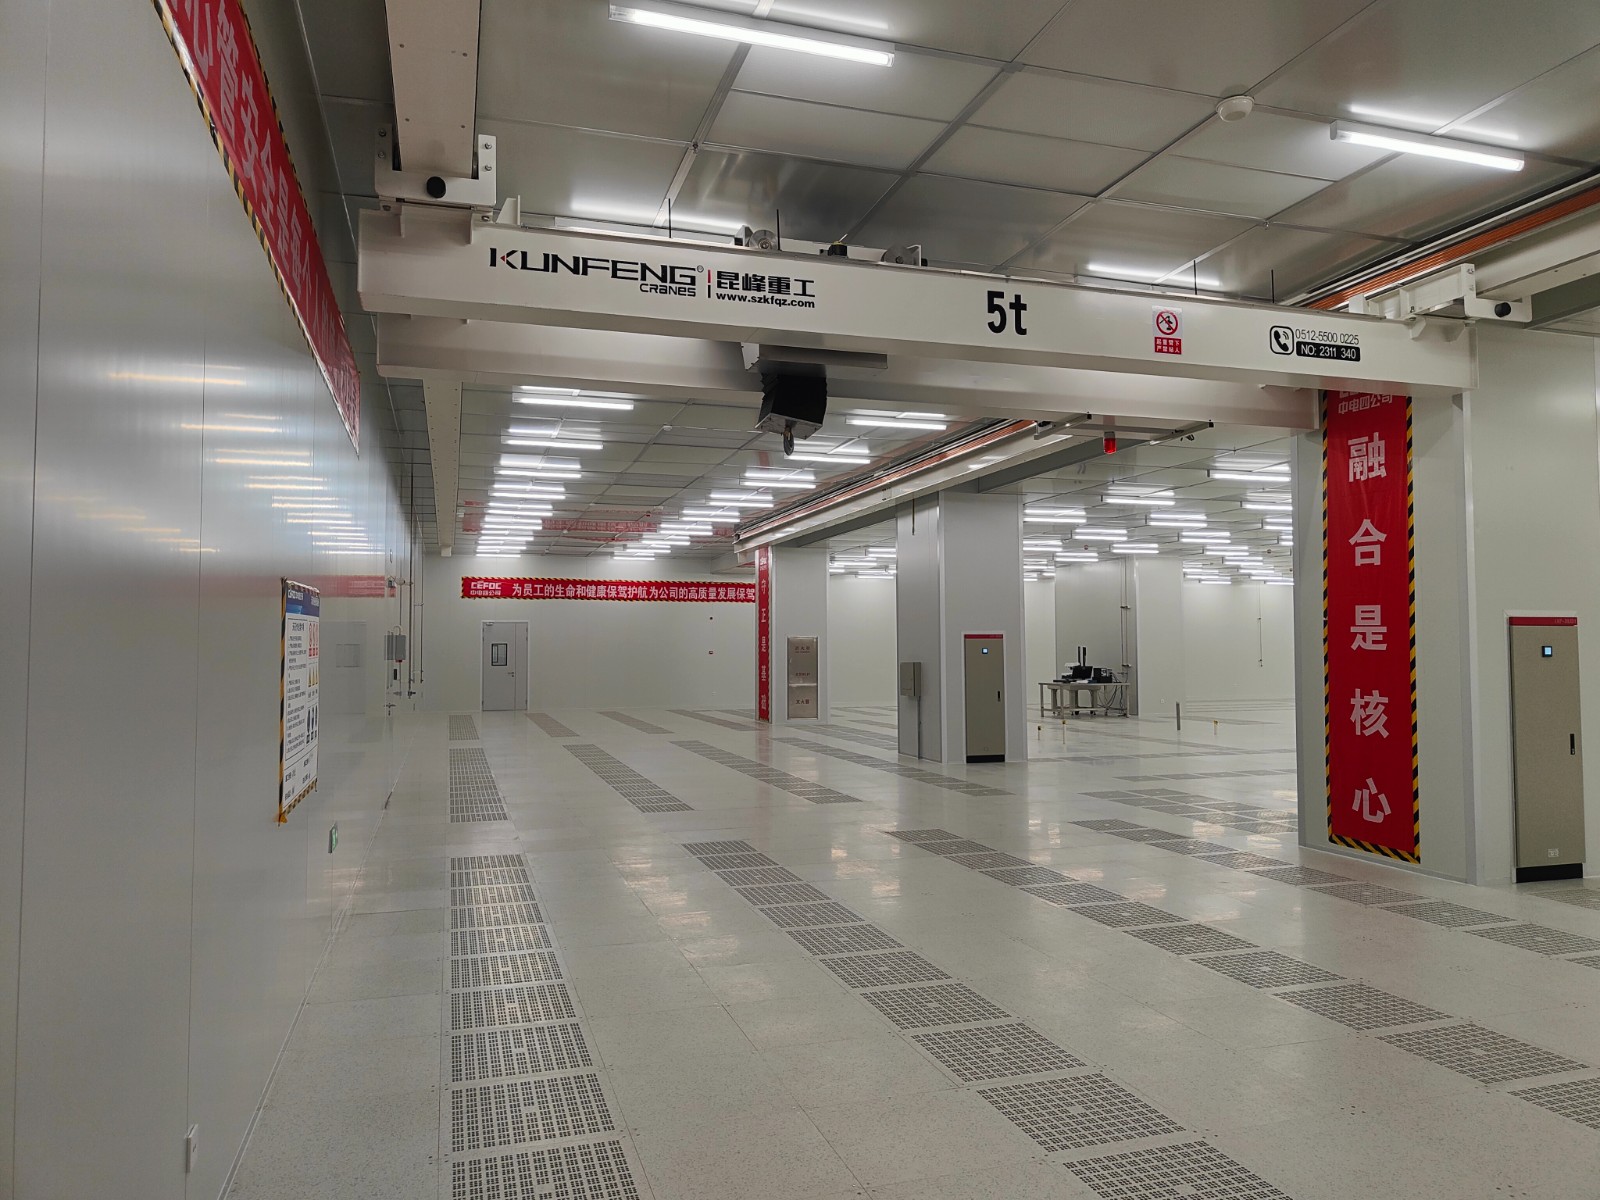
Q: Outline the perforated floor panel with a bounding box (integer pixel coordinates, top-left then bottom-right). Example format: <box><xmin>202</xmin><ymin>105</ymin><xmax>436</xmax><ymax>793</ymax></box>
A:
<box><xmin>683</xmin><ymin>840</ymin><xmax>758</xmax><ymax>857</ymax></box>
<box><xmin>1378</xmin><ymin>1024</ymin><xmax>1586</xmax><ymax>1083</ymax></box>
<box><xmin>597</xmin><ymin>711</ymin><xmax>672</xmax><ymax>734</ymax></box>
<box><xmin>786</xmin><ymin>924</ymin><xmax>903</xmax><ymax>956</ymax></box>
<box><xmin>452</xmin><ymin>1074</ymin><xmax>615</xmax><ymax>1152</ymax></box>
<box><xmin>451</xmin><ymin>985</ymin><xmax>578</xmax><ymax>1031</ymax></box>
<box><xmin>1383</xmin><ymin>900</ymin><xmax>1514</xmax><ymax>928</ymax></box>
<box><xmin>451</xmin><ymin>1023</ymin><xmax>593</xmax><ymax>1083</ymax></box>
<box><xmin>451</xmin><ymin>952</ymin><xmax>563</xmax><ymax>989</ymax></box>
<box><xmin>718</xmin><ymin>866</ymin><xmax>803</xmax><ymax>888</ymax></box>
<box><xmin>1106</xmin><ymin>828</ymin><xmax>1190</xmax><ymax>843</ymax></box>
<box><xmin>1306</xmin><ymin>881</ymin><xmax>1423</xmax><ymax>906</ymax></box>
<box><xmin>1247</xmin><ymin>866</ymin><xmax>1354</xmax><ymax>886</ymax></box>
<box><xmin>1023</xmin><ymin>882</ymin><xmax>1127</xmax><ymax>907</ymax></box>
<box><xmin>759</xmin><ymin>900</ymin><xmax>863</xmax><ymax>928</ymax></box>
<box><xmin>981</xmin><ymin>865</ymin><xmax>1075</xmax><ymax>887</ymax></box>
<box><xmin>669</xmin><ymin>708</ymin><xmax>758</xmax><ymax>730</ymax></box>
<box><xmin>696</xmin><ymin>850</ymin><xmax>780</xmax><ymax>871</ymax></box>
<box><xmin>672</xmin><ymin>740</ymin><xmax>861</xmax><ymax>803</ymax></box>
<box><xmin>919</xmin><ymin>839</ymin><xmax>998</xmax><ymax>857</ymax></box>
<box><xmin>1065</xmin><ymin>1139</ymin><xmax>1292</xmax><ymax>1199</ymax></box>
<box><xmin>819</xmin><ymin>950</ymin><xmax>950</xmax><ymax>989</ymax></box>
<box><xmin>450</xmin><ymin>747</ymin><xmax>509</xmax><ymax>822</ymax></box>
<box><xmin>946</xmin><ymin>850</ymin><xmax>1034</xmax><ymax>871</ymax></box>
<box><xmin>859</xmin><ymin>982</ymin><xmax>1011</xmax><ymax>1029</ymax></box>
<box><xmin>564</xmin><ymin>745</ymin><xmax>694</xmax><ymax>812</ymax></box>
<box><xmin>1145</xmin><ymin>838</ymin><xmax>1240</xmax><ymax>857</ymax></box>
<box><xmin>912</xmin><ymin>1022</ymin><xmax>1084</xmax><ymax>1082</ymax></box>
<box><xmin>1071</xmin><ymin>902</ymin><xmax>1187</xmax><ymax>929</ymax></box>
<box><xmin>979</xmin><ymin>1073</ymin><xmax>1184</xmax><ymax>1153</ymax></box>
<box><xmin>1276</xmin><ymin>982</ymin><xmax>1448</xmax><ymax>1030</ymax></box>
<box><xmin>452</xmin><ymin>884</ymin><xmax>540</xmax><ymax>907</ymax></box>
<box><xmin>1511</xmin><ymin>1077</ymin><xmax>1600</xmax><ymax>1129</ymax></box>
<box><xmin>1533</xmin><ymin>888</ymin><xmax>1600</xmax><ymax>911</ymax></box>
<box><xmin>1189</xmin><ymin>951</ymin><xmax>1342</xmax><ymax>990</ymax></box>
<box><xmin>452</xmin><ymin>926</ymin><xmax>555</xmax><ymax>957</ymax></box>
<box><xmin>450</xmin><ymin>715</ymin><xmax>480</xmax><ymax>741</ymax></box>
<box><xmin>1196</xmin><ymin>852</ymin><xmax>1292</xmax><ymax>871</ymax></box>
<box><xmin>733</xmin><ymin>881</ymin><xmax>830</xmax><ymax>906</ymax></box>
<box><xmin>1466</xmin><ymin>923</ymin><xmax>1600</xmax><ymax>955</ymax></box>
<box><xmin>453</xmin><ymin>902</ymin><xmax>545</xmax><ymax>929</ymax></box>
<box><xmin>450</xmin><ymin>1141</ymin><xmax>641</xmax><ymax>1200</ymax></box>
<box><xmin>1124</xmin><ymin>924</ymin><xmax>1257</xmax><ymax>956</ymax></box>
<box><xmin>526</xmin><ymin>713</ymin><xmax>579</xmax><ymax>738</ymax></box>
<box><xmin>886</xmin><ymin>828</ymin><xmax>962</xmax><ymax>842</ymax></box>
<box><xmin>452</xmin><ymin>867</ymin><xmax>534</xmax><ymax>887</ymax></box>
<box><xmin>1070</xmin><ymin>819</ymin><xmax>1146</xmax><ymax>832</ymax></box>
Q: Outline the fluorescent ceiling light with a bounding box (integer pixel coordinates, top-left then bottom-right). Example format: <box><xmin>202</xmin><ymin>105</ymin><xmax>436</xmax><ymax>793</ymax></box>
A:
<box><xmin>1181</xmin><ymin>532</ymin><xmax>1231</xmax><ymax>543</ymax></box>
<box><xmin>1102</xmin><ymin>496</ymin><xmax>1175</xmax><ymax>507</ymax></box>
<box><xmin>1074</xmin><ymin>529</ymin><xmax>1127</xmax><ymax>541</ymax></box>
<box><xmin>515</xmin><ymin>396</ymin><xmax>635</xmax><ymax>411</ymax></box>
<box><xmin>786</xmin><ymin>450</ymin><xmax>871</xmax><ymax>464</ymax></box>
<box><xmin>503</xmin><ymin>437</ymin><xmax>604</xmax><ymax>451</ymax></box>
<box><xmin>1148</xmin><ymin>514</ymin><xmax>1208</xmax><ymax>527</ymax></box>
<box><xmin>494</xmin><ymin>471</ymin><xmax>583</xmax><ymax>482</ymax></box>
<box><xmin>1243</xmin><ymin>502</ymin><xmax>1292</xmax><ymax>512</ymax></box>
<box><xmin>1111</xmin><ymin>545</ymin><xmax>1158</xmax><ymax>555</ymax></box>
<box><xmin>709</xmin><ymin>491</ymin><xmax>774</xmax><ymax>506</ymax></box>
<box><xmin>681</xmin><ymin>508</ymin><xmax>739</xmax><ymax>520</ymax></box>
<box><xmin>745</xmin><ymin>469</ymin><xmax>815</xmax><ymax>483</ymax></box>
<box><xmin>609</xmin><ymin>0</ymin><xmax>894</xmax><ymax>65</ymax></box>
<box><xmin>1199</xmin><ymin>579</ymin><xmax>1234</xmax><ymax>586</ymax></box>
<box><xmin>846</xmin><ymin>417</ymin><xmax>947</xmax><ymax>431</ymax></box>
<box><xmin>1330</xmin><ymin>120</ymin><xmax>1523</xmax><ymax>171</ymax></box>
<box><xmin>1264</xmin><ymin>578</ymin><xmax>1295</xmax><ymax>586</ymax></box>
<box><xmin>1211</xmin><ymin>470</ymin><xmax>1291</xmax><ymax>483</ymax></box>
<box><xmin>865</xmin><ymin>548</ymin><xmax>896</xmax><ymax>557</ymax></box>
<box><xmin>742</xmin><ymin>477</ymin><xmax>813</xmax><ymax>490</ymax></box>
<box><xmin>1024</xmin><ymin>514</ymin><xmax>1086</xmax><ymax>524</ymax></box>
<box><xmin>1056</xmin><ymin>552</ymin><xmax>1099</xmax><ymax>562</ymax></box>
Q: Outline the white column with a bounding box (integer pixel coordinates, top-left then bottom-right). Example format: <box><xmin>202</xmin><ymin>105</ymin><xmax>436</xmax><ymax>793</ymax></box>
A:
<box><xmin>766</xmin><ymin>547</ymin><xmax>829</xmax><ymax>724</ymax></box>
<box><xmin>895</xmin><ymin>491</ymin><xmax>1025</xmax><ymax>762</ymax></box>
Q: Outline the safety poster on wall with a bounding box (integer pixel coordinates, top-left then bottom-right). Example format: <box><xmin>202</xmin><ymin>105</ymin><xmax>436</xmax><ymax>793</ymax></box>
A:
<box><xmin>279</xmin><ymin>579</ymin><xmax>321</xmax><ymax>822</ymax></box>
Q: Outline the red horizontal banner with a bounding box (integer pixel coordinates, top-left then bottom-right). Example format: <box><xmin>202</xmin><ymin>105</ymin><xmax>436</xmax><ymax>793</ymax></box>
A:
<box><xmin>155</xmin><ymin>0</ymin><xmax>361</xmax><ymax>451</ymax></box>
<box><xmin>1324</xmin><ymin>391</ymin><xmax>1418</xmax><ymax>862</ymax></box>
<box><xmin>462</xmin><ymin>577</ymin><xmax>754</xmax><ymax>602</ymax></box>
<box><xmin>1508</xmin><ymin>616</ymin><xmax>1577</xmax><ymax>627</ymax></box>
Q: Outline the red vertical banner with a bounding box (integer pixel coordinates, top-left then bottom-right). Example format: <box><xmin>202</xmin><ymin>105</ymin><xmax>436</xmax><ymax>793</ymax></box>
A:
<box><xmin>756</xmin><ymin>546</ymin><xmax>772</xmax><ymax>722</ymax></box>
<box><xmin>1323</xmin><ymin>392</ymin><xmax>1419</xmax><ymax>861</ymax></box>
<box><xmin>153</xmin><ymin>0</ymin><xmax>361</xmax><ymax>450</ymax></box>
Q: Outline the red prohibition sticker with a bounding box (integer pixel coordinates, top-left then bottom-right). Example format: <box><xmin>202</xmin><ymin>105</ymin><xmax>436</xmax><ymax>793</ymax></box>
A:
<box><xmin>1153</xmin><ymin>307</ymin><xmax>1182</xmax><ymax>355</ymax></box>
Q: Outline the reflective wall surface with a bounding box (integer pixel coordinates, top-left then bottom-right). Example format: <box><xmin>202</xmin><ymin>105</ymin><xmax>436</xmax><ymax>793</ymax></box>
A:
<box><xmin>2</xmin><ymin>2</ymin><xmax>414</xmax><ymax>1196</ymax></box>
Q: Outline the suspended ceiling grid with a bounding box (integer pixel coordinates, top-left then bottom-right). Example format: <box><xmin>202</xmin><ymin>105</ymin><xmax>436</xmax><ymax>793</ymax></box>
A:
<box><xmin>300</xmin><ymin>0</ymin><xmax>1600</xmax><ymax>552</ymax></box>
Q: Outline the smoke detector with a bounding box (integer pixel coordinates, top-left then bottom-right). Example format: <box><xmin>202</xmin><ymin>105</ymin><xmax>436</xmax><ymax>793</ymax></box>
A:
<box><xmin>1216</xmin><ymin>95</ymin><xmax>1254</xmax><ymax>123</ymax></box>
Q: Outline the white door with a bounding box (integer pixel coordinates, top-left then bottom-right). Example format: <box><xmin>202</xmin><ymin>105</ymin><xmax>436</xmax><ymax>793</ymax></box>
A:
<box><xmin>482</xmin><ymin>621</ymin><xmax>528</xmax><ymax>711</ymax></box>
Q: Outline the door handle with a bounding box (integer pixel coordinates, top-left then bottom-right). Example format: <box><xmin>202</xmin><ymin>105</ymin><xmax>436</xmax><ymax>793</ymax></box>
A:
<box><xmin>996</xmin><ymin>690</ymin><xmax>1001</xmax><ymax>701</ymax></box>
<box><xmin>1571</xmin><ymin>733</ymin><xmax>1577</xmax><ymax>755</ymax></box>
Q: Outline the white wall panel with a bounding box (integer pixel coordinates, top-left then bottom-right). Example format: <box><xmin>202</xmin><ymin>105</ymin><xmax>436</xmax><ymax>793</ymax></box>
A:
<box><xmin>1023</xmin><ymin>579</ymin><xmax>1057</xmax><ymax>710</ymax></box>
<box><xmin>0</xmin><ymin>0</ymin><xmax>47</xmax><ymax>1185</ymax></box>
<box><xmin>421</xmin><ymin>555</ymin><xmax>754</xmax><ymax>711</ymax></box>
<box><xmin>1180</xmin><ymin>581</ymin><xmax>1296</xmax><ymax>704</ymax></box>
<box><xmin>6</xmin><ymin>2</ymin><xmax>414</xmax><ymax>1195</ymax></box>
<box><xmin>1055</xmin><ymin>561</ymin><xmax>1132</xmax><ymax>679</ymax></box>
<box><xmin>828</xmin><ymin>576</ymin><xmax>897</xmax><ymax>706</ymax></box>
<box><xmin>896</xmin><ymin>499</ymin><xmax>944</xmax><ymax>759</ymax></box>
<box><xmin>1464</xmin><ymin>326</ymin><xmax>1600</xmax><ymax>883</ymax></box>
<box><xmin>1135</xmin><ymin>559</ymin><xmax>1186</xmax><ymax>719</ymax></box>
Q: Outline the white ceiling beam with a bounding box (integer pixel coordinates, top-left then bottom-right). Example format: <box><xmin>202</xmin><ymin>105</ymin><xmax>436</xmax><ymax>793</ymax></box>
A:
<box><xmin>359</xmin><ymin>206</ymin><xmax>1474</xmax><ymax>398</ymax></box>
<box><xmin>422</xmin><ymin>378</ymin><xmax>463</xmax><ymax>553</ymax></box>
<box><xmin>385</xmin><ymin>0</ymin><xmax>480</xmax><ymax>177</ymax></box>
<box><xmin>375</xmin><ymin>314</ymin><xmax>1319</xmax><ymax>430</ymax></box>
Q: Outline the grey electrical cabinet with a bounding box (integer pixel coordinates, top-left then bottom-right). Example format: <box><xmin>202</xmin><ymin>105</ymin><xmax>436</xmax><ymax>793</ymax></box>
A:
<box><xmin>1509</xmin><ymin>618</ymin><xmax>1586</xmax><ymax>882</ymax></box>
<box><xmin>963</xmin><ymin>634</ymin><xmax>1006</xmax><ymax>763</ymax></box>
<box><xmin>786</xmin><ymin>636</ymin><xmax>819</xmax><ymax>719</ymax></box>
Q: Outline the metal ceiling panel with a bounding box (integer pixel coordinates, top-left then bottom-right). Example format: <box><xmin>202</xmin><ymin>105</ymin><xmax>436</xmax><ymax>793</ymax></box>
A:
<box><xmin>1186</xmin><ymin>225</ymin><xmax>1392</xmax><ymax>301</ymax></box>
<box><xmin>477</xmin><ymin>120</ymin><xmax>687</xmax><ymax>223</ymax></box>
<box><xmin>1258</xmin><ymin>0</ymin><xmax>1600</xmax><ymax>127</ymax></box>
<box><xmin>1275</xmin><ymin>154</ymin><xmax>1580</xmax><ymax>241</ymax></box>
<box><xmin>923</xmin><ymin>128</ymin><xmax>1148</xmax><ymax>195</ymax></box>
<box><xmin>322</xmin><ymin>99</ymin><xmax>385</xmax><ymax>198</ymax></box>
<box><xmin>767</xmin><ymin>0</ymin><xmax>1064</xmax><ymax>61</ymax></box>
<box><xmin>733</xmin><ymin>45</ymin><xmax>995</xmax><ymax>121</ymax></box>
<box><xmin>299</xmin><ymin>0</ymin><xmax>394</xmax><ymax>104</ymax></box>
<box><xmin>1009</xmin><ymin>201</ymin><xmax>1256</xmax><ymax>279</ymax></box>
<box><xmin>854</xmin><ymin>175</ymin><xmax>1090</xmax><ymax>269</ymax></box>
<box><xmin>1111</xmin><ymin>156</ymin><xmax>1332</xmax><ymax>220</ymax></box>
<box><xmin>708</xmin><ymin>91</ymin><xmax>946</xmax><ymax>171</ymax></box>
<box><xmin>970</xmin><ymin>72</ymin><xmax>1216</xmax><ymax>153</ymax></box>
<box><xmin>636</xmin><ymin>444</ymin><xmax>737</xmax><ymax>465</ymax></box>
<box><xmin>672</xmin><ymin>148</ymin><xmax>897</xmax><ymax>241</ymax></box>
<box><xmin>1448</xmin><ymin>45</ymin><xmax>1600</xmax><ymax>163</ymax></box>
<box><xmin>1020</xmin><ymin>0</ymin><xmax>1371</xmax><ymax>97</ymax></box>
<box><xmin>1174</xmin><ymin>111</ymin><xmax>1390</xmax><ymax>180</ymax></box>
<box><xmin>477</xmin><ymin>0</ymin><xmax>736</xmax><ymax>142</ymax></box>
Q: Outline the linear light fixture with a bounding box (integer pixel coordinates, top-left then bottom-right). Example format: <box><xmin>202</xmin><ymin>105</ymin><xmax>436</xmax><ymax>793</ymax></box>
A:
<box><xmin>1110</xmin><ymin>545</ymin><xmax>1159</xmax><ymax>555</ymax></box>
<box><xmin>1147</xmin><ymin>514</ymin><xmax>1208</xmax><ymax>527</ymax></box>
<box><xmin>1074</xmin><ymin>528</ymin><xmax>1128</xmax><ymax>542</ymax></box>
<box><xmin>609</xmin><ymin>1</ymin><xmax>894</xmax><ymax>66</ymax></box>
<box><xmin>742</xmin><ymin>477</ymin><xmax>814</xmax><ymax>490</ymax></box>
<box><xmin>503</xmin><ymin>437</ymin><xmax>604</xmax><ymax>451</ymax></box>
<box><xmin>1243</xmin><ymin>502</ymin><xmax>1293</xmax><ymax>513</ymax></box>
<box><xmin>681</xmin><ymin>508</ymin><xmax>740</xmax><ymax>520</ymax></box>
<box><xmin>1330</xmin><ymin>120</ymin><xmax>1523</xmax><ymax>171</ymax></box>
<box><xmin>785</xmin><ymin>449</ymin><xmax>872</xmax><ymax>464</ymax></box>
<box><xmin>745</xmin><ymin>468</ymin><xmax>816</xmax><ymax>484</ymax></box>
<box><xmin>1210</xmin><ymin>470</ymin><xmax>1290</xmax><ymax>483</ymax></box>
<box><xmin>1180</xmin><ymin>532</ymin><xmax>1231</xmax><ymax>543</ymax></box>
<box><xmin>515</xmin><ymin>395</ymin><xmax>635</xmax><ymax>412</ymax></box>
<box><xmin>846</xmin><ymin>416</ymin><xmax>947</xmax><ymax>431</ymax></box>
<box><xmin>1102</xmin><ymin>496</ymin><xmax>1175</xmax><ymax>507</ymax></box>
